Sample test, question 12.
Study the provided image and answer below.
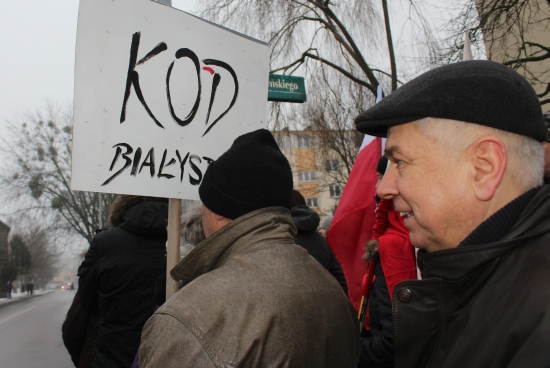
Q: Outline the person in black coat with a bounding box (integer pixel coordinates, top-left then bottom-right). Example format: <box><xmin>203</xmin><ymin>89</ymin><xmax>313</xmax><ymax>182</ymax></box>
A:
<box><xmin>290</xmin><ymin>190</ymin><xmax>348</xmax><ymax>294</ymax></box>
<box><xmin>63</xmin><ymin>195</ymin><xmax>168</xmax><ymax>368</ymax></box>
<box><xmin>130</xmin><ymin>205</ymin><xmax>205</xmax><ymax>368</ymax></box>
<box><xmin>6</xmin><ymin>280</ymin><xmax>12</xmax><ymax>300</ymax></box>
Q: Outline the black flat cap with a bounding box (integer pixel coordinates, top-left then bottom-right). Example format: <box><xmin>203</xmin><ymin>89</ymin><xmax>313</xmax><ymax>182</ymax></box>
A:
<box><xmin>355</xmin><ymin>60</ymin><xmax>546</xmax><ymax>141</ymax></box>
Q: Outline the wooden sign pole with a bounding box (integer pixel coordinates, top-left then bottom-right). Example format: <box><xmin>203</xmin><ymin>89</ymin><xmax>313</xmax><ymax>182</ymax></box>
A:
<box><xmin>150</xmin><ymin>0</ymin><xmax>179</xmax><ymax>301</ymax></box>
<box><xmin>166</xmin><ymin>198</ymin><xmax>181</xmax><ymax>299</ymax></box>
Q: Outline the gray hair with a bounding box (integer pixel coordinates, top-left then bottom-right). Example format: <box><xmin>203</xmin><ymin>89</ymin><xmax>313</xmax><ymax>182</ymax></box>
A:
<box><xmin>411</xmin><ymin>118</ymin><xmax>544</xmax><ymax>190</ymax></box>
<box><xmin>180</xmin><ymin>204</ymin><xmax>205</xmax><ymax>259</ymax></box>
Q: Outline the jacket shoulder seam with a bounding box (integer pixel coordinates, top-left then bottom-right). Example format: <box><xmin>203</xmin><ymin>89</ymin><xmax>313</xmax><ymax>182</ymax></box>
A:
<box><xmin>155</xmin><ymin>310</ymin><xmax>226</xmax><ymax>368</ymax></box>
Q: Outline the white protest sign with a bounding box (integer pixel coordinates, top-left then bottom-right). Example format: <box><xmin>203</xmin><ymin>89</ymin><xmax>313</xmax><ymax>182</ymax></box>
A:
<box><xmin>71</xmin><ymin>0</ymin><xmax>270</xmax><ymax>199</ymax></box>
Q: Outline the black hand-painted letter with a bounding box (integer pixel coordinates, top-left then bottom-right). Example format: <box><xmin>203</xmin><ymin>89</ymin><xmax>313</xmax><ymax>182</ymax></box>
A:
<box><xmin>201</xmin><ymin>59</ymin><xmax>239</xmax><ymax>137</ymax></box>
<box><xmin>189</xmin><ymin>154</ymin><xmax>203</xmax><ymax>185</ymax></box>
<box><xmin>120</xmin><ymin>32</ymin><xmax>167</xmax><ymax>129</ymax></box>
<box><xmin>102</xmin><ymin>143</ymin><xmax>134</xmax><ymax>186</ymax></box>
<box><xmin>158</xmin><ymin>149</ymin><xmax>176</xmax><ymax>179</ymax></box>
<box><xmin>204</xmin><ymin>73</ymin><xmax>221</xmax><ymax>129</ymax></box>
<box><xmin>130</xmin><ymin>147</ymin><xmax>143</xmax><ymax>176</ymax></box>
<box><xmin>176</xmin><ymin>151</ymin><xmax>190</xmax><ymax>182</ymax></box>
<box><xmin>139</xmin><ymin>148</ymin><xmax>156</xmax><ymax>177</ymax></box>
<box><xmin>166</xmin><ymin>48</ymin><xmax>201</xmax><ymax>126</ymax></box>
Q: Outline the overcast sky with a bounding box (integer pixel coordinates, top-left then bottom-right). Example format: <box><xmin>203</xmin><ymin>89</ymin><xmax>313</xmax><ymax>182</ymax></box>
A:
<box><xmin>0</xmin><ymin>0</ymin><xmax>194</xmax><ymax>141</ymax></box>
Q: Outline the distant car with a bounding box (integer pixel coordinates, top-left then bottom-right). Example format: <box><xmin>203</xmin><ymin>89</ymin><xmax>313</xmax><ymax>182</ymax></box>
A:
<box><xmin>45</xmin><ymin>282</ymin><xmax>65</xmax><ymax>291</ymax></box>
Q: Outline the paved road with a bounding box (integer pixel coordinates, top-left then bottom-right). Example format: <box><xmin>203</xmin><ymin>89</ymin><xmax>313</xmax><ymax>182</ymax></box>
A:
<box><xmin>0</xmin><ymin>290</ymin><xmax>75</xmax><ymax>368</ymax></box>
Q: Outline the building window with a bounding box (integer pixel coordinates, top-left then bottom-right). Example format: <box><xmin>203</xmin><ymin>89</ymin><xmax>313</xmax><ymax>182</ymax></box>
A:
<box><xmin>325</xmin><ymin>160</ymin><xmax>339</xmax><ymax>172</ymax></box>
<box><xmin>330</xmin><ymin>184</ymin><xmax>342</xmax><ymax>198</ymax></box>
<box><xmin>298</xmin><ymin>171</ymin><xmax>317</xmax><ymax>182</ymax></box>
<box><xmin>306</xmin><ymin>197</ymin><xmax>319</xmax><ymax>208</ymax></box>
<box><xmin>297</xmin><ymin>135</ymin><xmax>313</xmax><ymax>148</ymax></box>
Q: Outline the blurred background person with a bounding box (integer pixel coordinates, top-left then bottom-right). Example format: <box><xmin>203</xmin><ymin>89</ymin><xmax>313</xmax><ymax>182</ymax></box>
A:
<box><xmin>63</xmin><ymin>195</ymin><xmax>168</xmax><ymax>368</ymax></box>
<box><xmin>131</xmin><ymin>204</ymin><xmax>205</xmax><ymax>368</ymax></box>
<box><xmin>375</xmin><ymin>156</ymin><xmax>388</xmax><ymax>203</ymax></box>
<box><xmin>290</xmin><ymin>190</ymin><xmax>347</xmax><ymax>293</ymax></box>
<box><xmin>6</xmin><ymin>280</ymin><xmax>12</xmax><ymax>300</ymax></box>
<box><xmin>358</xmin><ymin>156</ymin><xmax>417</xmax><ymax>368</ymax></box>
<box><xmin>318</xmin><ymin>216</ymin><xmax>332</xmax><ymax>238</ymax></box>
<box><xmin>179</xmin><ymin>204</ymin><xmax>205</xmax><ymax>259</ymax></box>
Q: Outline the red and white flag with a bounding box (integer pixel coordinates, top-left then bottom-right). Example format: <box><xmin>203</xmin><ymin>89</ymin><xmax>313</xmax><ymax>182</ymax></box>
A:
<box><xmin>327</xmin><ymin>87</ymin><xmax>384</xmax><ymax>311</ymax></box>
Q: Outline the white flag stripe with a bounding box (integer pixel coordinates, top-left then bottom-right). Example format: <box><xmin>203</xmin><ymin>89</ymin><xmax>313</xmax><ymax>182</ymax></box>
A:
<box><xmin>375</xmin><ymin>85</ymin><xmax>383</xmax><ymax>103</ymax></box>
<box><xmin>359</xmin><ymin>85</ymin><xmax>385</xmax><ymax>152</ymax></box>
<box><xmin>360</xmin><ymin>135</ymin><xmax>377</xmax><ymax>151</ymax></box>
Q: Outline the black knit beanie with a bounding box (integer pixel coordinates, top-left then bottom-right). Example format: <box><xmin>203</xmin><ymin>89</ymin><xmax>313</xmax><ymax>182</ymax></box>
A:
<box><xmin>376</xmin><ymin>156</ymin><xmax>388</xmax><ymax>176</ymax></box>
<box><xmin>199</xmin><ymin>129</ymin><xmax>293</xmax><ymax>220</ymax></box>
<box><xmin>290</xmin><ymin>189</ymin><xmax>306</xmax><ymax>208</ymax></box>
<box><xmin>355</xmin><ymin>60</ymin><xmax>546</xmax><ymax>141</ymax></box>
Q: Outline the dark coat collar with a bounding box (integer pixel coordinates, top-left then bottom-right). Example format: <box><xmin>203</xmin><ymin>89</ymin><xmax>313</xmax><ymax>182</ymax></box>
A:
<box><xmin>418</xmin><ymin>185</ymin><xmax>550</xmax><ymax>280</ymax></box>
<box><xmin>170</xmin><ymin>207</ymin><xmax>296</xmax><ymax>282</ymax></box>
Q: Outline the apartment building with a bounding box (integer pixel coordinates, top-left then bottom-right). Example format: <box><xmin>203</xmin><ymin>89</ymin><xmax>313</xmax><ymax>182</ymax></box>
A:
<box><xmin>274</xmin><ymin>130</ymin><xmax>349</xmax><ymax>217</ymax></box>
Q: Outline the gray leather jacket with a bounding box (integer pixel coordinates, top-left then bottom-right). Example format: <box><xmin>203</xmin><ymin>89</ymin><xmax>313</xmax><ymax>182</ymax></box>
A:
<box><xmin>140</xmin><ymin>207</ymin><xmax>360</xmax><ymax>368</ymax></box>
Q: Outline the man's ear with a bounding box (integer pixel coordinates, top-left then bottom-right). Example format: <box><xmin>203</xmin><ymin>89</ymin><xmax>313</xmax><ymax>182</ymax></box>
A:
<box><xmin>213</xmin><ymin>213</ymin><xmax>225</xmax><ymax>221</ymax></box>
<box><xmin>468</xmin><ymin>136</ymin><xmax>507</xmax><ymax>201</ymax></box>
<box><xmin>214</xmin><ymin>213</ymin><xmax>232</xmax><ymax>228</ymax></box>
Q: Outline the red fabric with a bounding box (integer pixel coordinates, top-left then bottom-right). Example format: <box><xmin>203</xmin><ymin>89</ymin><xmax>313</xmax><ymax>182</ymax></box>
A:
<box><xmin>377</xmin><ymin>200</ymin><xmax>417</xmax><ymax>300</ymax></box>
<box><xmin>327</xmin><ymin>137</ymin><xmax>381</xmax><ymax>312</ymax></box>
<box><xmin>372</xmin><ymin>198</ymin><xmax>392</xmax><ymax>240</ymax></box>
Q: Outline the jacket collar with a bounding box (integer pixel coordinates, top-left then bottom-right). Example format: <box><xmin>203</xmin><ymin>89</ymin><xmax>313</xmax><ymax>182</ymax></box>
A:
<box><xmin>170</xmin><ymin>207</ymin><xmax>297</xmax><ymax>282</ymax></box>
<box><xmin>418</xmin><ymin>185</ymin><xmax>550</xmax><ymax>280</ymax></box>
<box><xmin>458</xmin><ymin>187</ymin><xmax>539</xmax><ymax>247</ymax></box>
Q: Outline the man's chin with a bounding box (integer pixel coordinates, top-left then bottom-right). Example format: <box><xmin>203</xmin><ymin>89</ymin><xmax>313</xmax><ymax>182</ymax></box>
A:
<box><xmin>409</xmin><ymin>233</ymin><xmax>436</xmax><ymax>253</ymax></box>
<box><xmin>412</xmin><ymin>240</ymin><xmax>448</xmax><ymax>253</ymax></box>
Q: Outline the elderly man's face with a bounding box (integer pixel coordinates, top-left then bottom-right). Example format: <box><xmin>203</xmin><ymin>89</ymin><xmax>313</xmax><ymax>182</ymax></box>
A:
<box><xmin>377</xmin><ymin>122</ymin><xmax>477</xmax><ymax>252</ymax></box>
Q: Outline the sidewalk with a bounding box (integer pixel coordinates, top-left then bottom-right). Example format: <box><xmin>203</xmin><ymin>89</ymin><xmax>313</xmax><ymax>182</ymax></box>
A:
<box><xmin>0</xmin><ymin>289</ymin><xmax>53</xmax><ymax>307</ymax></box>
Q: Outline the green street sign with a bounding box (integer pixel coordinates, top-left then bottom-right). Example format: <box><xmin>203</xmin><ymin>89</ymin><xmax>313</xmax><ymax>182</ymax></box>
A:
<box><xmin>268</xmin><ymin>74</ymin><xmax>306</xmax><ymax>103</ymax></box>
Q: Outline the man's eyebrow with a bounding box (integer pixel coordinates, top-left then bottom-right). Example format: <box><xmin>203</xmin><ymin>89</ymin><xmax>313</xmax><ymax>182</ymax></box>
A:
<box><xmin>384</xmin><ymin>146</ymin><xmax>402</xmax><ymax>159</ymax></box>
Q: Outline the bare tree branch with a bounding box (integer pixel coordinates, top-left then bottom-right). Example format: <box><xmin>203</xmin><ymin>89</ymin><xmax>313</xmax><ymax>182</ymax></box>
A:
<box><xmin>0</xmin><ymin>104</ymin><xmax>116</xmax><ymax>244</ymax></box>
<box><xmin>440</xmin><ymin>0</ymin><xmax>549</xmax><ymax>106</ymax></box>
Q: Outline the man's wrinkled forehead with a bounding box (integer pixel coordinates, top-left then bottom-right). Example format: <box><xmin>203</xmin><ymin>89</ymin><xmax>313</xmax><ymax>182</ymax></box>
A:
<box><xmin>385</xmin><ymin>125</ymin><xmax>402</xmax><ymax>155</ymax></box>
<box><xmin>387</xmin><ymin>121</ymin><xmax>420</xmax><ymax>137</ymax></box>
<box><xmin>384</xmin><ymin>123</ymin><xmax>423</xmax><ymax>160</ymax></box>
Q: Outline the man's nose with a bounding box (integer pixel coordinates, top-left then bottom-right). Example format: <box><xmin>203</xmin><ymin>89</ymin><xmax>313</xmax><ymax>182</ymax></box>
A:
<box><xmin>376</xmin><ymin>163</ymin><xmax>399</xmax><ymax>199</ymax></box>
